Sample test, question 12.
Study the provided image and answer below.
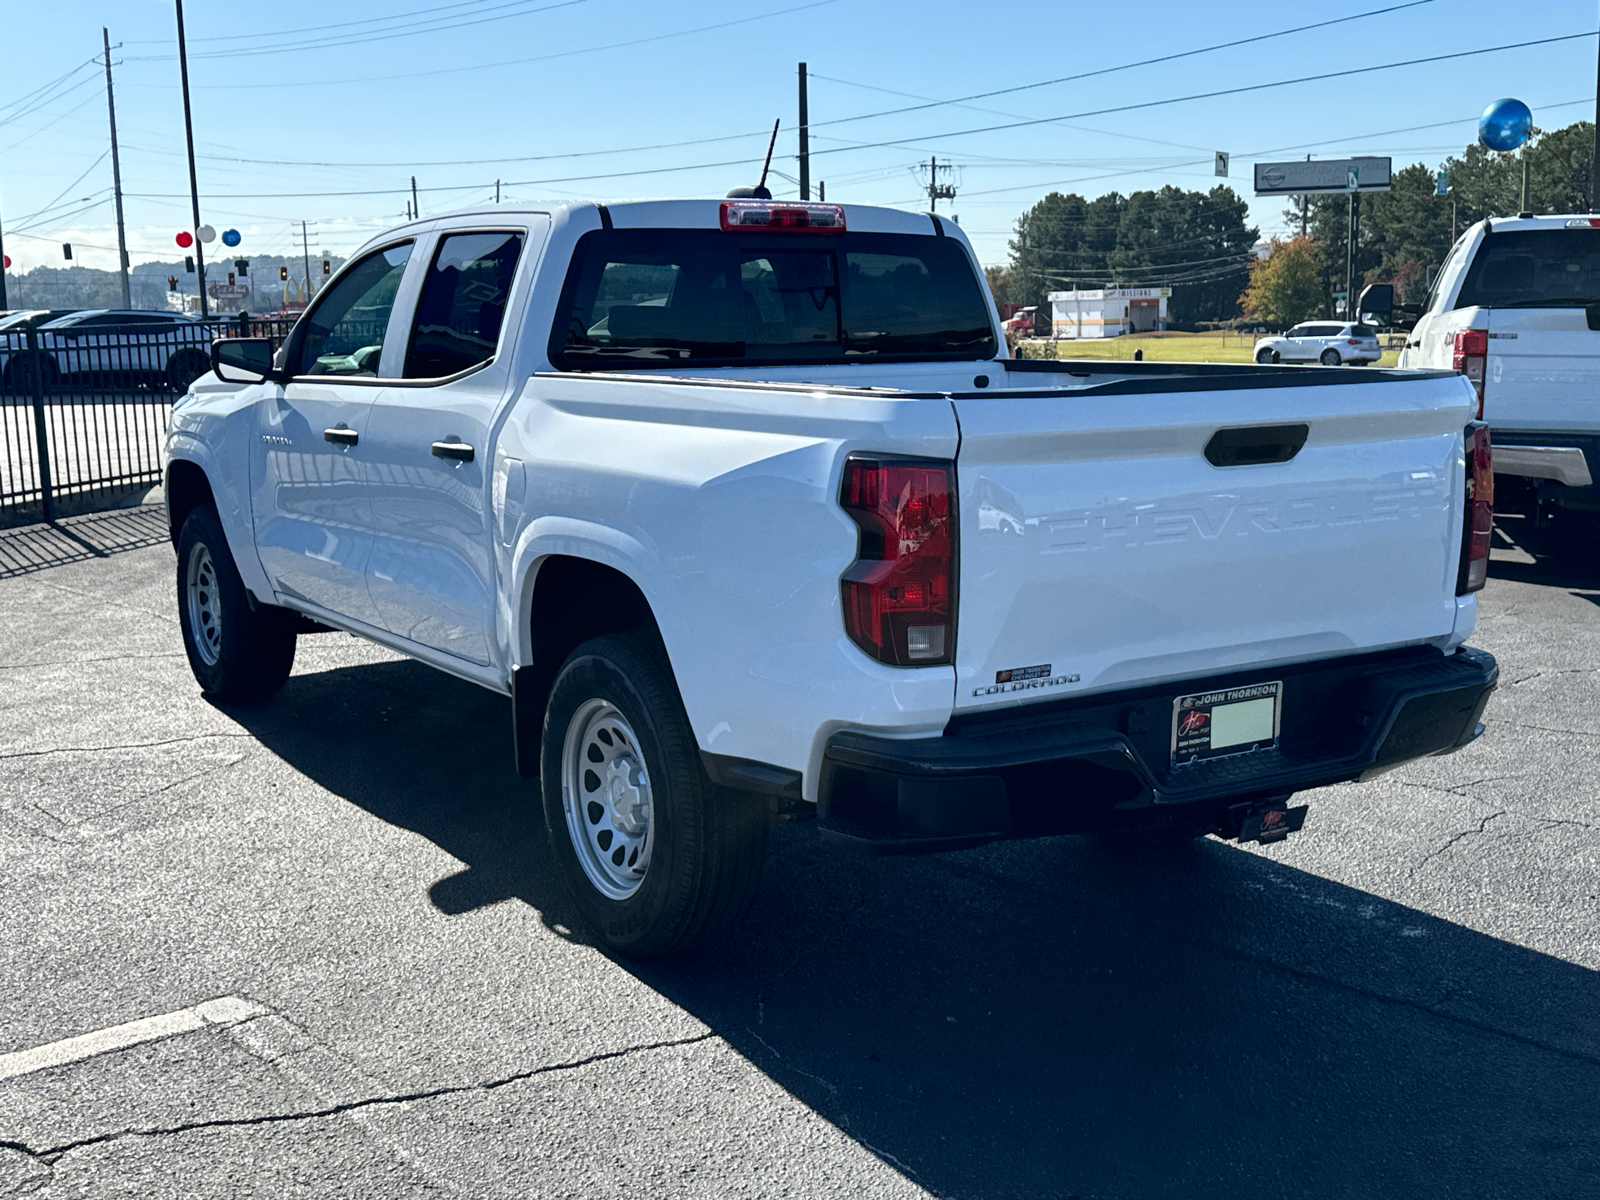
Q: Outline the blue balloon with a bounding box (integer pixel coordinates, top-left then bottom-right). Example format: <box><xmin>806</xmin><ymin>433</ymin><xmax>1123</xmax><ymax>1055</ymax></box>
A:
<box><xmin>221</xmin><ymin>228</ymin><xmax>242</xmax><ymax>247</ymax></box>
<box><xmin>1479</xmin><ymin>98</ymin><xmax>1532</xmax><ymax>152</ymax></box>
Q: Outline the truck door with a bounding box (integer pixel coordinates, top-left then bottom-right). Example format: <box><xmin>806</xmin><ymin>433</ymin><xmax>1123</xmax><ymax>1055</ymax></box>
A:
<box><xmin>250</xmin><ymin>241</ymin><xmax>414</xmax><ymax>627</ymax></box>
<box><xmin>361</xmin><ymin>225</ymin><xmax>539</xmax><ymax>666</ymax></box>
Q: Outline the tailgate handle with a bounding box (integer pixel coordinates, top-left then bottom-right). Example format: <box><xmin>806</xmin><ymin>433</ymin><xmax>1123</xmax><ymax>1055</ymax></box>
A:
<box><xmin>1205</xmin><ymin>423</ymin><xmax>1309</xmax><ymax>468</ymax></box>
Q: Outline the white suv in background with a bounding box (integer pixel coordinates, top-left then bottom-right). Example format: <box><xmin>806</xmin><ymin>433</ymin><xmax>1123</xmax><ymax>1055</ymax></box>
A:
<box><xmin>1253</xmin><ymin>322</ymin><xmax>1382</xmax><ymax>366</ymax></box>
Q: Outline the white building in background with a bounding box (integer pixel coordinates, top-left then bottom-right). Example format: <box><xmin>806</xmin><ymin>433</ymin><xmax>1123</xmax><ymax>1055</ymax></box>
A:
<box><xmin>1049</xmin><ymin>287</ymin><xmax>1170</xmax><ymax>339</ymax></box>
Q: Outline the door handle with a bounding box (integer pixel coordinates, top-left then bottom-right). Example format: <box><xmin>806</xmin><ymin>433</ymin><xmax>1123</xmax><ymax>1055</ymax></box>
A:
<box><xmin>431</xmin><ymin>439</ymin><xmax>475</xmax><ymax>463</ymax></box>
<box><xmin>323</xmin><ymin>425</ymin><xmax>359</xmax><ymax>446</ymax></box>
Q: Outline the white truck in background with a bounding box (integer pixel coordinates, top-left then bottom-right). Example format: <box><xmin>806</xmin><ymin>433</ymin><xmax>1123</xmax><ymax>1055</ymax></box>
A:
<box><xmin>165</xmin><ymin>197</ymin><xmax>1499</xmax><ymax>956</ymax></box>
<box><xmin>1380</xmin><ymin>213</ymin><xmax>1600</xmax><ymax>531</ymax></box>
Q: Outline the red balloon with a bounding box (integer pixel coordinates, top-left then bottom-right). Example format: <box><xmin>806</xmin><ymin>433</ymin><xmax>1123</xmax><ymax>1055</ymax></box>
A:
<box><xmin>175</xmin><ymin>230</ymin><xmax>194</xmax><ymax>248</ymax></box>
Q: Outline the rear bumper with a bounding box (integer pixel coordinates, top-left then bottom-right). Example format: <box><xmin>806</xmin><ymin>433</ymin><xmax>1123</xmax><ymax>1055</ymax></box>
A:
<box><xmin>1490</xmin><ymin>429</ymin><xmax>1600</xmax><ymax>504</ymax></box>
<box><xmin>818</xmin><ymin>645</ymin><xmax>1497</xmax><ymax>852</ymax></box>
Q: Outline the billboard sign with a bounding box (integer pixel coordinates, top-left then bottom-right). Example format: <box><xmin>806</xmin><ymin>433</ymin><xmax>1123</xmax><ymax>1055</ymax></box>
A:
<box><xmin>1254</xmin><ymin>157</ymin><xmax>1391</xmax><ymax>195</ymax></box>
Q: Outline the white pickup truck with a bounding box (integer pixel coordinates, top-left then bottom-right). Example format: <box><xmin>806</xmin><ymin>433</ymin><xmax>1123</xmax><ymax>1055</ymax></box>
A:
<box><xmin>1384</xmin><ymin>213</ymin><xmax>1600</xmax><ymax>528</ymax></box>
<box><xmin>166</xmin><ymin>198</ymin><xmax>1498</xmax><ymax>955</ymax></box>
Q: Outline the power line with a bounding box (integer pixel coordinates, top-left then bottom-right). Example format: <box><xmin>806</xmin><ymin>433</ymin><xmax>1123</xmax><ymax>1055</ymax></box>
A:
<box><xmin>806</xmin><ymin>32</ymin><xmax>1597</xmax><ymax>162</ymax></box>
<box><xmin>803</xmin><ymin>0</ymin><xmax>1435</xmax><ymax>136</ymax></box>
<box><xmin>125</xmin><ymin>0</ymin><xmax>567</xmax><ymax>44</ymax></box>
<box><xmin>177</xmin><ymin>0</ymin><xmax>837</xmax><ymax>88</ymax></box>
<box><xmin>173</xmin><ymin>0</ymin><xmax>588</xmax><ymax>61</ymax></box>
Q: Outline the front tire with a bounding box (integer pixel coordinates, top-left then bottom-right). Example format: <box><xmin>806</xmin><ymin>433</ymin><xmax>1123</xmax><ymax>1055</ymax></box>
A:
<box><xmin>541</xmin><ymin>633</ymin><xmax>770</xmax><ymax>957</ymax></box>
<box><xmin>1254</xmin><ymin>347</ymin><xmax>1275</xmax><ymax>364</ymax></box>
<box><xmin>176</xmin><ymin>504</ymin><xmax>297</xmax><ymax>700</ymax></box>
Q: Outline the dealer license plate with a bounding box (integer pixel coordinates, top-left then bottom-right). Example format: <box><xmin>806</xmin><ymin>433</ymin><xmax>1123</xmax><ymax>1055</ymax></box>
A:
<box><xmin>1171</xmin><ymin>681</ymin><xmax>1282</xmax><ymax>768</ymax></box>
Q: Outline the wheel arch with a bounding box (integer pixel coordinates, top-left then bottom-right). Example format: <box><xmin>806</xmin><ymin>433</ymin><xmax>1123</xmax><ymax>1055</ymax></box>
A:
<box><xmin>165</xmin><ymin>457</ymin><xmax>215</xmax><ymax>546</ymax></box>
<box><xmin>511</xmin><ymin>549</ymin><xmax>673</xmax><ymax>779</ymax></box>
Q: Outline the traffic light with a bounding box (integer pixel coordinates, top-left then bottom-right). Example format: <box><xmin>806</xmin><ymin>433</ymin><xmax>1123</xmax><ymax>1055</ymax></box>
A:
<box><xmin>321</xmin><ymin>259</ymin><xmax>331</xmax><ymax>276</ymax></box>
<box><xmin>167</xmin><ymin>276</ymin><xmax>178</xmax><ymax>292</ymax></box>
<box><xmin>62</xmin><ymin>243</ymin><xmax>72</xmax><ymax>260</ymax></box>
<box><xmin>279</xmin><ymin>265</ymin><xmax>288</xmax><ymax>281</ymax></box>
<box><xmin>227</xmin><ymin>272</ymin><xmax>236</xmax><ymax>286</ymax></box>
<box><xmin>234</xmin><ymin>257</ymin><xmax>248</xmax><ymax>277</ymax></box>
<box><xmin>185</xmin><ymin>256</ymin><xmax>195</xmax><ymax>273</ymax></box>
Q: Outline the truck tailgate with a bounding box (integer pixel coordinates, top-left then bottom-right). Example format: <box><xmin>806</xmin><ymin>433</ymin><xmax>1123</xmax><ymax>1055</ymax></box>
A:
<box><xmin>1487</xmin><ymin>307</ymin><xmax>1600</xmax><ymax>430</ymax></box>
<box><xmin>951</xmin><ymin>374</ymin><xmax>1472</xmax><ymax>711</ymax></box>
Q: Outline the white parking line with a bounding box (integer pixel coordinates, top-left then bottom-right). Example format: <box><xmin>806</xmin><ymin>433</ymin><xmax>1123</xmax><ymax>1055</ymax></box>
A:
<box><xmin>0</xmin><ymin>995</ymin><xmax>268</xmax><ymax>1082</ymax></box>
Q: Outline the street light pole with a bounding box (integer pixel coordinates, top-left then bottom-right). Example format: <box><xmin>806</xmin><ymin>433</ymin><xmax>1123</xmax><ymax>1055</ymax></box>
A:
<box><xmin>174</xmin><ymin>0</ymin><xmax>208</xmax><ymax>317</ymax></box>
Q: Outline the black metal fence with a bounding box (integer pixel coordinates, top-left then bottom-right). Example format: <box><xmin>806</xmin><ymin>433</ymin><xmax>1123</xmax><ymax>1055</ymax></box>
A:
<box><xmin>0</xmin><ymin>315</ymin><xmax>297</xmax><ymax>525</ymax></box>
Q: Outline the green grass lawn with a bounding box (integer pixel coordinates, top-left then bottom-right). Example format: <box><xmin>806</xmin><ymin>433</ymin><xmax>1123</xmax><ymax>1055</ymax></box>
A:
<box><xmin>1019</xmin><ymin>330</ymin><xmax>1401</xmax><ymax>368</ymax></box>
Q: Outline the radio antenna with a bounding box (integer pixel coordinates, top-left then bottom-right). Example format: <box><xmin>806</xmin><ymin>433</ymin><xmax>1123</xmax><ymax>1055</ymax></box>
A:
<box><xmin>755</xmin><ymin>118</ymin><xmax>780</xmax><ymax>196</ymax></box>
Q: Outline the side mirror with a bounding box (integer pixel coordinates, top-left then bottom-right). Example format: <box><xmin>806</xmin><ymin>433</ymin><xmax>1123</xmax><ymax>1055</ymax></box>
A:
<box><xmin>1356</xmin><ymin>283</ymin><xmax>1393</xmax><ymax>324</ymax></box>
<box><xmin>211</xmin><ymin>337</ymin><xmax>278</xmax><ymax>384</ymax></box>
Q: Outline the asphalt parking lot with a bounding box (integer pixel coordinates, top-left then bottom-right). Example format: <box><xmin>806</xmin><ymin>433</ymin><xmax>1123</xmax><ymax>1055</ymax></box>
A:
<box><xmin>1</xmin><ymin>501</ymin><xmax>1597</xmax><ymax>1199</ymax></box>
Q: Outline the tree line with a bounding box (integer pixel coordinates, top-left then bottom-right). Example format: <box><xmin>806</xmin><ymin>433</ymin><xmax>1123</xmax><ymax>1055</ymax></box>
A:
<box><xmin>988</xmin><ymin>185</ymin><xmax>1258</xmax><ymax>329</ymax></box>
<box><xmin>993</xmin><ymin>119</ymin><xmax>1596</xmax><ymax>331</ymax></box>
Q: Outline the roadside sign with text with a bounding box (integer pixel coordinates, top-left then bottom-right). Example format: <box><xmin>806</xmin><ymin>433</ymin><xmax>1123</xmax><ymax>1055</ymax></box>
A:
<box><xmin>208</xmin><ymin>283</ymin><xmax>251</xmax><ymax>302</ymax></box>
<box><xmin>1254</xmin><ymin>157</ymin><xmax>1392</xmax><ymax>195</ymax></box>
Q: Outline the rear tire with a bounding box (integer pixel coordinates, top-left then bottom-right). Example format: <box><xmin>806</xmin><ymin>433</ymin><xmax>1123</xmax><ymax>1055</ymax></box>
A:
<box><xmin>1319</xmin><ymin>348</ymin><xmax>1341</xmax><ymax>366</ymax></box>
<box><xmin>541</xmin><ymin>632</ymin><xmax>770</xmax><ymax>957</ymax></box>
<box><xmin>176</xmin><ymin>504</ymin><xmax>297</xmax><ymax>700</ymax></box>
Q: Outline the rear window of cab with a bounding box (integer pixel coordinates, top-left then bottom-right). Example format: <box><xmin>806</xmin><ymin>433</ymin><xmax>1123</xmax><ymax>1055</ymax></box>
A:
<box><xmin>550</xmin><ymin>228</ymin><xmax>996</xmax><ymax>369</ymax></box>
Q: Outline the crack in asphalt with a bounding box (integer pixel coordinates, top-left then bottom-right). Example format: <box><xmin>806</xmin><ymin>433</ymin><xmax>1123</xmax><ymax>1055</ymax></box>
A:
<box><xmin>1509</xmin><ymin>667</ymin><xmax>1600</xmax><ymax>686</ymax></box>
<box><xmin>1410</xmin><ymin>809</ymin><xmax>1509</xmax><ymax>877</ymax></box>
<box><xmin>5</xmin><ymin>1031</ymin><xmax>716</xmax><ymax>1169</ymax></box>
<box><xmin>22</xmin><ymin>577</ymin><xmax>176</xmax><ymax>625</ymax></box>
<box><xmin>0</xmin><ymin>732</ymin><xmax>254</xmax><ymax>761</ymax></box>
<box><xmin>0</xmin><ymin>653</ymin><xmax>184</xmax><ymax>672</ymax></box>
<box><xmin>1504</xmin><ymin>721</ymin><xmax>1598</xmax><ymax>738</ymax></box>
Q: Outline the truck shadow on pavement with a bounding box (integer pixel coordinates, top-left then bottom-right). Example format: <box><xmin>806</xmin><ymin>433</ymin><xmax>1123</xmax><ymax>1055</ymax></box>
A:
<box><xmin>228</xmin><ymin>654</ymin><xmax>1600</xmax><ymax>1200</ymax></box>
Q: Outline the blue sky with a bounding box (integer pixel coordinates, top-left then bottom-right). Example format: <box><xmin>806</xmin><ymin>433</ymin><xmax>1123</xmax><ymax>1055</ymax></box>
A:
<box><xmin>0</xmin><ymin>0</ymin><xmax>1595</xmax><ymax>277</ymax></box>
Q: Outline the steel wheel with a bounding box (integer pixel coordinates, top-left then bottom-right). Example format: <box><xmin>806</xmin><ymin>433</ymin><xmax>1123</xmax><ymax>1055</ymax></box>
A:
<box><xmin>185</xmin><ymin>541</ymin><xmax>222</xmax><ymax>666</ymax></box>
<box><xmin>562</xmin><ymin>698</ymin><xmax>654</xmax><ymax>900</ymax></box>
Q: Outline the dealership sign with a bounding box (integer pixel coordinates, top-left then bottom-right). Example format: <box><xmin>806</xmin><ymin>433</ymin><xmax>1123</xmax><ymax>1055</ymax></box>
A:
<box><xmin>1254</xmin><ymin>157</ymin><xmax>1392</xmax><ymax>195</ymax></box>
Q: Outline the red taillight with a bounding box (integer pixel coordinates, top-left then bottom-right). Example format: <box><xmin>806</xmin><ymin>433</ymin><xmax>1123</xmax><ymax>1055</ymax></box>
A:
<box><xmin>719</xmin><ymin>201</ymin><xmax>846</xmax><ymax>233</ymax></box>
<box><xmin>1458</xmin><ymin>423</ymin><xmax>1493</xmax><ymax>594</ymax></box>
<box><xmin>839</xmin><ymin>457</ymin><xmax>956</xmax><ymax>666</ymax></box>
<box><xmin>1452</xmin><ymin>328</ymin><xmax>1488</xmax><ymax>418</ymax></box>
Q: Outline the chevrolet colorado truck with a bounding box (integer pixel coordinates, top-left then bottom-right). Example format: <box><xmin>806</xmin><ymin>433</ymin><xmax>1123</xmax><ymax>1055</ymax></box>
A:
<box><xmin>165</xmin><ymin>198</ymin><xmax>1498</xmax><ymax>955</ymax></box>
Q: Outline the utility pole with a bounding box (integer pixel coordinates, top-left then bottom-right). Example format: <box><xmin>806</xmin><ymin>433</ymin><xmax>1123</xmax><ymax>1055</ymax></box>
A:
<box><xmin>1593</xmin><ymin>9</ymin><xmax>1600</xmax><ymax>210</ymax></box>
<box><xmin>495</xmin><ymin>179</ymin><xmax>501</xmax><ymax>204</ymax></box>
<box><xmin>174</xmin><ymin>0</ymin><xmax>208</xmax><ymax>317</ymax></box>
<box><xmin>411</xmin><ymin>176</ymin><xmax>419</xmax><ymax>219</ymax></box>
<box><xmin>301</xmin><ymin>221</ymin><xmax>312</xmax><ymax>299</ymax></box>
<box><xmin>923</xmin><ymin>157</ymin><xmax>956</xmax><ymax>211</ymax></box>
<box><xmin>797</xmin><ymin>62</ymin><xmax>810</xmax><ymax>201</ymax></box>
<box><xmin>103</xmin><ymin>28</ymin><xmax>131</xmax><ymax>309</ymax></box>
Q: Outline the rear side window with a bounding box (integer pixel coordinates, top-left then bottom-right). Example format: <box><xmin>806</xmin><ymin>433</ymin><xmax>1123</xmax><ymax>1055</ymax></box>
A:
<box><xmin>403</xmin><ymin>231</ymin><xmax>525</xmax><ymax>379</ymax></box>
<box><xmin>1455</xmin><ymin>229</ymin><xmax>1600</xmax><ymax>310</ymax></box>
<box><xmin>552</xmin><ymin>229</ymin><xmax>995</xmax><ymax>369</ymax></box>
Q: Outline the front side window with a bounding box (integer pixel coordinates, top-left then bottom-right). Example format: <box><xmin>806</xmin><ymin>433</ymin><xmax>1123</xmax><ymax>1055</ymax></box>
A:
<box><xmin>403</xmin><ymin>231</ymin><xmax>525</xmax><ymax>379</ymax></box>
<box><xmin>294</xmin><ymin>242</ymin><xmax>412</xmax><ymax>377</ymax></box>
<box><xmin>553</xmin><ymin>229</ymin><xmax>995</xmax><ymax>369</ymax></box>
<box><xmin>1455</xmin><ymin>228</ymin><xmax>1600</xmax><ymax>310</ymax></box>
